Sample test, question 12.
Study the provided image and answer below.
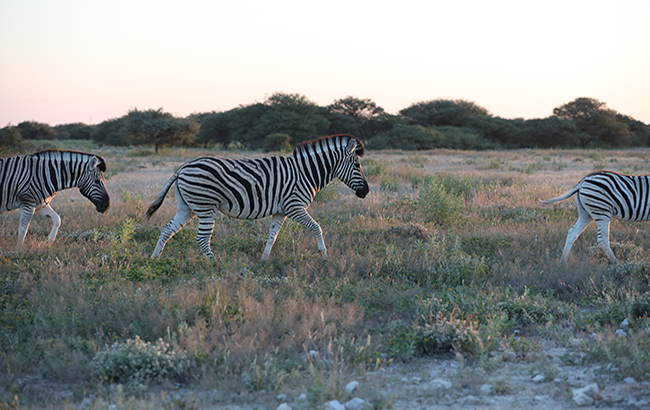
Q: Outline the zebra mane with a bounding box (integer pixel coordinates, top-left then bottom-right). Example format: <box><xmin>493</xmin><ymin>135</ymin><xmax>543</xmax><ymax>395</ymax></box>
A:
<box><xmin>292</xmin><ymin>134</ymin><xmax>364</xmax><ymax>158</ymax></box>
<box><xmin>32</xmin><ymin>150</ymin><xmax>107</xmax><ymax>172</ymax></box>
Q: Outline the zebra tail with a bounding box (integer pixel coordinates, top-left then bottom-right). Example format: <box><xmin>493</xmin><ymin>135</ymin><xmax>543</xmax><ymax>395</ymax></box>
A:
<box><xmin>539</xmin><ymin>185</ymin><xmax>580</xmax><ymax>204</ymax></box>
<box><xmin>146</xmin><ymin>170</ymin><xmax>181</xmax><ymax>219</ymax></box>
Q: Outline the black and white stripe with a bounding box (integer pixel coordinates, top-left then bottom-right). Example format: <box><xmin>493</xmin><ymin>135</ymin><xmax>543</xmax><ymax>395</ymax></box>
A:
<box><xmin>0</xmin><ymin>150</ymin><xmax>110</xmax><ymax>249</ymax></box>
<box><xmin>542</xmin><ymin>170</ymin><xmax>650</xmax><ymax>263</ymax></box>
<box><xmin>146</xmin><ymin>134</ymin><xmax>369</xmax><ymax>260</ymax></box>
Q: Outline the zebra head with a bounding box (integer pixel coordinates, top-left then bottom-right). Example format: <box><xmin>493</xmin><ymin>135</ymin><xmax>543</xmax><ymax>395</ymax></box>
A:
<box><xmin>335</xmin><ymin>137</ymin><xmax>369</xmax><ymax>199</ymax></box>
<box><xmin>78</xmin><ymin>156</ymin><xmax>110</xmax><ymax>213</ymax></box>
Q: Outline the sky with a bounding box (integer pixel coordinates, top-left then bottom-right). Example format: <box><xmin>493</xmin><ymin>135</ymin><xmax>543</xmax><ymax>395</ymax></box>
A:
<box><xmin>1</xmin><ymin>0</ymin><xmax>649</xmax><ymax>127</ymax></box>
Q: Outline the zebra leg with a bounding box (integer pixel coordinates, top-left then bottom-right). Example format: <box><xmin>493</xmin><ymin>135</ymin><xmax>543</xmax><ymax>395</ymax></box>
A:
<box><xmin>35</xmin><ymin>204</ymin><xmax>61</xmax><ymax>245</ymax></box>
<box><xmin>151</xmin><ymin>196</ymin><xmax>195</xmax><ymax>258</ymax></box>
<box><xmin>261</xmin><ymin>214</ymin><xmax>287</xmax><ymax>261</ymax></box>
<box><xmin>196</xmin><ymin>217</ymin><xmax>216</xmax><ymax>258</ymax></box>
<box><xmin>17</xmin><ymin>205</ymin><xmax>35</xmax><ymax>250</ymax></box>
<box><xmin>560</xmin><ymin>201</ymin><xmax>593</xmax><ymax>261</ymax></box>
<box><xmin>287</xmin><ymin>208</ymin><xmax>327</xmax><ymax>258</ymax></box>
<box><xmin>595</xmin><ymin>218</ymin><xmax>618</xmax><ymax>263</ymax></box>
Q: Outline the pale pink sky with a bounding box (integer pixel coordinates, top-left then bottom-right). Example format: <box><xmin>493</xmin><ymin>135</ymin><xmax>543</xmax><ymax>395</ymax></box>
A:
<box><xmin>1</xmin><ymin>0</ymin><xmax>649</xmax><ymax>126</ymax></box>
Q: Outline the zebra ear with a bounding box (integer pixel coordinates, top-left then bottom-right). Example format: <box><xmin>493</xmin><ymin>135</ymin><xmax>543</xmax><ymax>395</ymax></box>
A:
<box><xmin>347</xmin><ymin>138</ymin><xmax>364</xmax><ymax>157</ymax></box>
<box><xmin>95</xmin><ymin>157</ymin><xmax>107</xmax><ymax>172</ymax></box>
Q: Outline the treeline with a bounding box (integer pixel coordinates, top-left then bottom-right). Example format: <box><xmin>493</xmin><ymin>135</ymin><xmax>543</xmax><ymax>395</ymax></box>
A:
<box><xmin>2</xmin><ymin>93</ymin><xmax>649</xmax><ymax>154</ymax></box>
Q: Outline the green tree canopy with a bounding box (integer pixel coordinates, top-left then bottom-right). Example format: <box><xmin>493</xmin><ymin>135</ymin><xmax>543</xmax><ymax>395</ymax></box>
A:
<box><xmin>196</xmin><ymin>110</ymin><xmax>235</xmax><ymax>148</ymax></box>
<box><xmin>327</xmin><ymin>96</ymin><xmax>386</xmax><ymax>143</ymax></box>
<box><xmin>553</xmin><ymin>97</ymin><xmax>633</xmax><ymax>147</ymax></box>
<box><xmin>17</xmin><ymin>121</ymin><xmax>56</xmax><ymax>140</ymax></box>
<box><xmin>370</xmin><ymin>124</ymin><xmax>446</xmax><ymax>150</ymax></box>
<box><xmin>400</xmin><ymin>99</ymin><xmax>491</xmax><ymax>127</ymax></box>
<box><xmin>124</xmin><ymin>108</ymin><xmax>199</xmax><ymax>152</ymax></box>
<box><xmin>1</xmin><ymin>124</ymin><xmax>33</xmax><ymax>155</ymax></box>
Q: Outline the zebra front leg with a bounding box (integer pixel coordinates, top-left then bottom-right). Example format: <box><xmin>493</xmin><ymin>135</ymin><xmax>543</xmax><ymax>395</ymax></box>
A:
<box><xmin>287</xmin><ymin>208</ymin><xmax>327</xmax><ymax>258</ymax></box>
<box><xmin>35</xmin><ymin>204</ymin><xmax>61</xmax><ymax>245</ymax></box>
<box><xmin>261</xmin><ymin>214</ymin><xmax>286</xmax><ymax>261</ymax></box>
<box><xmin>17</xmin><ymin>205</ymin><xmax>36</xmax><ymax>250</ymax></box>
<box><xmin>595</xmin><ymin>219</ymin><xmax>618</xmax><ymax>263</ymax></box>
<box><xmin>151</xmin><ymin>209</ymin><xmax>194</xmax><ymax>258</ymax></box>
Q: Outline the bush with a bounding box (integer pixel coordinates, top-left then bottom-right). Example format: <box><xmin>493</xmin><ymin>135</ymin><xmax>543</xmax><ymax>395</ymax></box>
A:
<box><xmin>418</xmin><ymin>179</ymin><xmax>463</xmax><ymax>224</ymax></box>
<box><xmin>91</xmin><ymin>336</ymin><xmax>189</xmax><ymax>387</ymax></box>
<box><xmin>263</xmin><ymin>133</ymin><xmax>292</xmax><ymax>153</ymax></box>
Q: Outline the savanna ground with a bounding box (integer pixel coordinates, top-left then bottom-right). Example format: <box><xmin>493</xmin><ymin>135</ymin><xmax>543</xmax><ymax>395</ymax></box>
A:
<box><xmin>1</xmin><ymin>144</ymin><xmax>650</xmax><ymax>409</ymax></box>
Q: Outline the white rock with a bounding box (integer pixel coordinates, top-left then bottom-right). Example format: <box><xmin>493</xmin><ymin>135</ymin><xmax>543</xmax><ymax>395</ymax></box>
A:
<box><xmin>572</xmin><ymin>383</ymin><xmax>599</xmax><ymax>406</ymax></box>
<box><xmin>429</xmin><ymin>378</ymin><xmax>453</xmax><ymax>389</ymax></box>
<box><xmin>308</xmin><ymin>350</ymin><xmax>319</xmax><ymax>361</ymax></box>
<box><xmin>534</xmin><ymin>395</ymin><xmax>545</xmax><ymax>402</ymax></box>
<box><xmin>532</xmin><ymin>374</ymin><xmax>545</xmax><ymax>383</ymax></box>
<box><xmin>323</xmin><ymin>400</ymin><xmax>345</xmax><ymax>410</ymax></box>
<box><xmin>343</xmin><ymin>397</ymin><xmax>371</xmax><ymax>410</ymax></box>
<box><xmin>277</xmin><ymin>404</ymin><xmax>292</xmax><ymax>410</ymax></box>
<box><xmin>620</xmin><ymin>318</ymin><xmax>630</xmax><ymax>328</ymax></box>
<box><xmin>410</xmin><ymin>376</ymin><xmax>422</xmax><ymax>384</ymax></box>
<box><xmin>297</xmin><ymin>393</ymin><xmax>307</xmax><ymax>401</ymax></box>
<box><xmin>276</xmin><ymin>394</ymin><xmax>287</xmax><ymax>401</ymax></box>
<box><xmin>553</xmin><ymin>378</ymin><xmax>562</xmax><ymax>383</ymax></box>
<box><xmin>570</xmin><ymin>337</ymin><xmax>582</xmax><ymax>347</ymax></box>
<box><xmin>615</xmin><ymin>329</ymin><xmax>627</xmax><ymax>337</ymax></box>
<box><xmin>345</xmin><ymin>380</ymin><xmax>359</xmax><ymax>395</ymax></box>
<box><xmin>479</xmin><ymin>384</ymin><xmax>493</xmax><ymax>394</ymax></box>
<box><xmin>108</xmin><ymin>406</ymin><xmax>117</xmax><ymax>410</ymax></box>
<box><xmin>623</xmin><ymin>377</ymin><xmax>636</xmax><ymax>384</ymax></box>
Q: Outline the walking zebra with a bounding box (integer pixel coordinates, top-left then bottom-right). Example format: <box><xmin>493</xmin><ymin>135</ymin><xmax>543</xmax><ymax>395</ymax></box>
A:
<box><xmin>541</xmin><ymin>170</ymin><xmax>650</xmax><ymax>263</ymax></box>
<box><xmin>146</xmin><ymin>134</ymin><xmax>369</xmax><ymax>260</ymax></box>
<box><xmin>0</xmin><ymin>150</ymin><xmax>110</xmax><ymax>249</ymax></box>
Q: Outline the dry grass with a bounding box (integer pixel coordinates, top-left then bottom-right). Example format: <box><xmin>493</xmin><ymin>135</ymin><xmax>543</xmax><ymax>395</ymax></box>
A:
<box><xmin>2</xmin><ymin>146</ymin><xmax>650</xmax><ymax>408</ymax></box>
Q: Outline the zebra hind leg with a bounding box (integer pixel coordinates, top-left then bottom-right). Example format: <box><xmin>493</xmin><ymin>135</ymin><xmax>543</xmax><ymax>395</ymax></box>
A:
<box><xmin>35</xmin><ymin>204</ymin><xmax>61</xmax><ymax>245</ymax></box>
<box><xmin>17</xmin><ymin>205</ymin><xmax>36</xmax><ymax>250</ymax></box>
<box><xmin>261</xmin><ymin>214</ymin><xmax>287</xmax><ymax>261</ymax></box>
<box><xmin>595</xmin><ymin>218</ymin><xmax>618</xmax><ymax>263</ymax></box>
<box><xmin>196</xmin><ymin>216</ymin><xmax>216</xmax><ymax>258</ymax></box>
<box><xmin>151</xmin><ymin>207</ymin><xmax>194</xmax><ymax>258</ymax></box>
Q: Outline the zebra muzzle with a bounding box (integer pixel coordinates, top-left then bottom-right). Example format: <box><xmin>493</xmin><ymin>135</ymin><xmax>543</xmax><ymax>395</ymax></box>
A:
<box><xmin>355</xmin><ymin>181</ymin><xmax>369</xmax><ymax>199</ymax></box>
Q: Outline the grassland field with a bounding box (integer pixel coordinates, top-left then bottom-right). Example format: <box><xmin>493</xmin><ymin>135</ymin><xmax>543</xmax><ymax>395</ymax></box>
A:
<box><xmin>1</xmin><ymin>145</ymin><xmax>649</xmax><ymax>409</ymax></box>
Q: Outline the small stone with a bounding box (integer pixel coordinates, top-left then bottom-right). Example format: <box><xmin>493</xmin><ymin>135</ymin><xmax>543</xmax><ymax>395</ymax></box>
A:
<box><xmin>572</xmin><ymin>383</ymin><xmax>600</xmax><ymax>406</ymax></box>
<box><xmin>323</xmin><ymin>400</ymin><xmax>345</xmax><ymax>410</ymax></box>
<box><xmin>620</xmin><ymin>318</ymin><xmax>630</xmax><ymax>328</ymax></box>
<box><xmin>479</xmin><ymin>384</ymin><xmax>492</xmax><ymax>394</ymax></box>
<box><xmin>553</xmin><ymin>378</ymin><xmax>562</xmax><ymax>383</ymax></box>
<box><xmin>572</xmin><ymin>392</ymin><xmax>594</xmax><ymax>407</ymax></box>
<box><xmin>570</xmin><ymin>337</ymin><xmax>581</xmax><ymax>347</ymax></box>
<box><xmin>532</xmin><ymin>374</ymin><xmax>545</xmax><ymax>383</ymax></box>
<box><xmin>277</xmin><ymin>404</ymin><xmax>292</xmax><ymax>410</ymax></box>
<box><xmin>623</xmin><ymin>377</ymin><xmax>636</xmax><ymax>384</ymax></box>
<box><xmin>534</xmin><ymin>395</ymin><xmax>545</xmax><ymax>402</ymax></box>
<box><xmin>615</xmin><ymin>329</ymin><xmax>627</xmax><ymax>337</ymax></box>
<box><xmin>343</xmin><ymin>397</ymin><xmax>371</xmax><ymax>410</ymax></box>
<box><xmin>308</xmin><ymin>350</ymin><xmax>319</xmax><ymax>361</ymax></box>
<box><xmin>430</xmin><ymin>378</ymin><xmax>453</xmax><ymax>389</ymax></box>
<box><xmin>345</xmin><ymin>380</ymin><xmax>359</xmax><ymax>395</ymax></box>
<box><xmin>410</xmin><ymin>376</ymin><xmax>422</xmax><ymax>384</ymax></box>
<box><xmin>276</xmin><ymin>394</ymin><xmax>287</xmax><ymax>401</ymax></box>
<box><xmin>297</xmin><ymin>393</ymin><xmax>307</xmax><ymax>401</ymax></box>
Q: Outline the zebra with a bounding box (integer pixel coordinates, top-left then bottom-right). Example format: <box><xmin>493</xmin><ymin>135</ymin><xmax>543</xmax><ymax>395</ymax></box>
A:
<box><xmin>0</xmin><ymin>150</ymin><xmax>110</xmax><ymax>249</ymax></box>
<box><xmin>146</xmin><ymin>134</ymin><xmax>369</xmax><ymax>260</ymax></box>
<box><xmin>541</xmin><ymin>170</ymin><xmax>650</xmax><ymax>263</ymax></box>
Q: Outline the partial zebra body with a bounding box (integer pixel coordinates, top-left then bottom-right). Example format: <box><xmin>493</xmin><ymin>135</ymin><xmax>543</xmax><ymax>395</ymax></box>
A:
<box><xmin>146</xmin><ymin>135</ymin><xmax>369</xmax><ymax>260</ymax></box>
<box><xmin>541</xmin><ymin>170</ymin><xmax>650</xmax><ymax>263</ymax></box>
<box><xmin>0</xmin><ymin>150</ymin><xmax>110</xmax><ymax>249</ymax></box>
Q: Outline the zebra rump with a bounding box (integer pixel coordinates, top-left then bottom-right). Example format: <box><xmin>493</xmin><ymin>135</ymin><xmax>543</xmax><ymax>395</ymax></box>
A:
<box><xmin>146</xmin><ymin>134</ymin><xmax>369</xmax><ymax>260</ymax></box>
<box><xmin>542</xmin><ymin>170</ymin><xmax>650</xmax><ymax>263</ymax></box>
<box><xmin>0</xmin><ymin>150</ymin><xmax>110</xmax><ymax>249</ymax></box>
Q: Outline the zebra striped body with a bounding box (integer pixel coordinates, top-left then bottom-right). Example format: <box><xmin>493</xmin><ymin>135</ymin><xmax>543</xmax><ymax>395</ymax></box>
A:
<box><xmin>146</xmin><ymin>134</ymin><xmax>369</xmax><ymax>260</ymax></box>
<box><xmin>0</xmin><ymin>150</ymin><xmax>110</xmax><ymax>249</ymax></box>
<box><xmin>541</xmin><ymin>170</ymin><xmax>650</xmax><ymax>263</ymax></box>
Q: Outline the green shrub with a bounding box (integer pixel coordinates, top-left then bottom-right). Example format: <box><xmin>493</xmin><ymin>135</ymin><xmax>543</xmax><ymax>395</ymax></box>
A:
<box><xmin>263</xmin><ymin>133</ymin><xmax>292</xmax><ymax>153</ymax></box>
<box><xmin>91</xmin><ymin>336</ymin><xmax>189</xmax><ymax>387</ymax></box>
<box><xmin>414</xmin><ymin>309</ymin><xmax>479</xmax><ymax>354</ymax></box>
<box><xmin>418</xmin><ymin>179</ymin><xmax>462</xmax><ymax>225</ymax></box>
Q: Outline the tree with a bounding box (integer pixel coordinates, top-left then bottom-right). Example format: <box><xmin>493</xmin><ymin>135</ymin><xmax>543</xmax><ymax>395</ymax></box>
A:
<box><xmin>400</xmin><ymin>99</ymin><xmax>490</xmax><ymax>127</ymax></box>
<box><xmin>370</xmin><ymin>124</ymin><xmax>446</xmax><ymax>150</ymax></box>
<box><xmin>17</xmin><ymin>121</ymin><xmax>56</xmax><ymax>140</ymax></box>
<box><xmin>53</xmin><ymin>123</ymin><xmax>95</xmax><ymax>140</ymax></box>
<box><xmin>0</xmin><ymin>124</ymin><xmax>33</xmax><ymax>155</ymax></box>
<box><xmin>465</xmin><ymin>116</ymin><xmax>523</xmax><ymax>148</ymax></box>
<box><xmin>92</xmin><ymin>117</ymin><xmax>129</xmax><ymax>146</ymax></box>
<box><xmin>553</xmin><ymin>97</ymin><xmax>633</xmax><ymax>147</ymax></box>
<box><xmin>327</xmin><ymin>96</ymin><xmax>386</xmax><ymax>143</ymax></box>
<box><xmin>519</xmin><ymin>117</ymin><xmax>580</xmax><ymax>148</ymax></box>
<box><xmin>124</xmin><ymin>108</ymin><xmax>199</xmax><ymax>152</ymax></box>
<box><xmin>196</xmin><ymin>110</ymin><xmax>235</xmax><ymax>148</ymax></box>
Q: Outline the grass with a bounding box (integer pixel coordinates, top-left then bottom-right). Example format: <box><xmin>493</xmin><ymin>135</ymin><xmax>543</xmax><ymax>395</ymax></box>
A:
<box><xmin>2</xmin><ymin>146</ymin><xmax>650</xmax><ymax>408</ymax></box>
